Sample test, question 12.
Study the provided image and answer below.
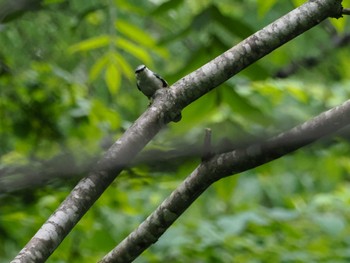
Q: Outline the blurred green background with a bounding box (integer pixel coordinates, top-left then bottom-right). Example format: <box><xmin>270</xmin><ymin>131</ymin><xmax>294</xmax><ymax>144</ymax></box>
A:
<box><xmin>1</xmin><ymin>0</ymin><xmax>350</xmax><ymax>262</ymax></box>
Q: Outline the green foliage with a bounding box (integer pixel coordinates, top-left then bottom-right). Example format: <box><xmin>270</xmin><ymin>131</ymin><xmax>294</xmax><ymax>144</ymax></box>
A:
<box><xmin>1</xmin><ymin>0</ymin><xmax>350</xmax><ymax>262</ymax></box>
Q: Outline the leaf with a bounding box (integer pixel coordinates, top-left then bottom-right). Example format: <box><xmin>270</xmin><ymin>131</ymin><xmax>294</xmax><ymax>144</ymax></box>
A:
<box><xmin>109</xmin><ymin>52</ymin><xmax>133</xmax><ymax>80</ymax></box>
<box><xmin>286</xmin><ymin>84</ymin><xmax>308</xmax><ymax>103</ymax></box>
<box><xmin>151</xmin><ymin>0</ymin><xmax>184</xmax><ymax>16</ymax></box>
<box><xmin>43</xmin><ymin>0</ymin><xmax>66</xmax><ymax>4</ymax></box>
<box><xmin>105</xmin><ymin>63</ymin><xmax>121</xmax><ymax>95</ymax></box>
<box><xmin>291</xmin><ymin>0</ymin><xmax>306</xmax><ymax>7</ymax></box>
<box><xmin>89</xmin><ymin>51</ymin><xmax>134</xmax><ymax>82</ymax></box>
<box><xmin>115</xmin><ymin>20</ymin><xmax>156</xmax><ymax>47</ymax></box>
<box><xmin>115</xmin><ymin>20</ymin><xmax>168</xmax><ymax>58</ymax></box>
<box><xmin>330</xmin><ymin>17</ymin><xmax>348</xmax><ymax>33</ymax></box>
<box><xmin>115</xmin><ymin>37</ymin><xmax>153</xmax><ymax>66</ymax></box>
<box><xmin>90</xmin><ymin>100</ymin><xmax>121</xmax><ymax>130</ymax></box>
<box><xmin>257</xmin><ymin>0</ymin><xmax>278</xmax><ymax>17</ymax></box>
<box><xmin>89</xmin><ymin>54</ymin><xmax>109</xmax><ymax>81</ymax></box>
<box><xmin>115</xmin><ymin>0</ymin><xmax>145</xmax><ymax>14</ymax></box>
<box><xmin>68</xmin><ymin>35</ymin><xmax>110</xmax><ymax>53</ymax></box>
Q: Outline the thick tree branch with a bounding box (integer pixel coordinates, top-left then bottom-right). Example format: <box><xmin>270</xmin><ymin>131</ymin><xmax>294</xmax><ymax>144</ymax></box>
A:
<box><xmin>170</xmin><ymin>0</ymin><xmax>342</xmax><ymax>110</ymax></box>
<box><xmin>12</xmin><ymin>0</ymin><xmax>343</xmax><ymax>262</ymax></box>
<box><xmin>100</xmin><ymin>99</ymin><xmax>350</xmax><ymax>263</ymax></box>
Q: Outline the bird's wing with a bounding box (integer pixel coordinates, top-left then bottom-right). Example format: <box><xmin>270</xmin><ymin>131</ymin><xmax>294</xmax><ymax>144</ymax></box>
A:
<box><xmin>154</xmin><ymin>73</ymin><xmax>168</xmax><ymax>87</ymax></box>
<box><xmin>136</xmin><ymin>82</ymin><xmax>141</xmax><ymax>91</ymax></box>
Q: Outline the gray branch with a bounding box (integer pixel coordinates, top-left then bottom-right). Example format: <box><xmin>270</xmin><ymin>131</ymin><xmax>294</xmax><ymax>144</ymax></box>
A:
<box><xmin>100</xmin><ymin>99</ymin><xmax>350</xmax><ymax>263</ymax></box>
<box><xmin>12</xmin><ymin>0</ymin><xmax>343</xmax><ymax>262</ymax></box>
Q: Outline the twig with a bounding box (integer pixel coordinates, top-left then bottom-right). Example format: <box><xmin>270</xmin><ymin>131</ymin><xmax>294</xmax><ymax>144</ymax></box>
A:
<box><xmin>201</xmin><ymin>128</ymin><xmax>213</xmax><ymax>162</ymax></box>
<box><xmin>342</xmin><ymin>8</ymin><xmax>350</xmax><ymax>15</ymax></box>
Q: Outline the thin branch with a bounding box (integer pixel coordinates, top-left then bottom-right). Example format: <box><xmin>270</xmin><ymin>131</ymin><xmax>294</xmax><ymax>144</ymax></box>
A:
<box><xmin>170</xmin><ymin>0</ymin><xmax>343</xmax><ymax>108</ymax></box>
<box><xmin>342</xmin><ymin>8</ymin><xmax>350</xmax><ymax>15</ymax></box>
<box><xmin>12</xmin><ymin>0</ymin><xmax>343</xmax><ymax>262</ymax></box>
<box><xmin>201</xmin><ymin>128</ymin><xmax>212</xmax><ymax>162</ymax></box>
<box><xmin>100</xmin><ymin>99</ymin><xmax>350</xmax><ymax>263</ymax></box>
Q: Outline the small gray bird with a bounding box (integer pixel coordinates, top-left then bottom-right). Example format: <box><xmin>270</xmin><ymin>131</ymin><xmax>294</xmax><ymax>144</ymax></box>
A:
<box><xmin>135</xmin><ymin>64</ymin><xmax>168</xmax><ymax>99</ymax></box>
<box><xmin>135</xmin><ymin>64</ymin><xmax>181</xmax><ymax>122</ymax></box>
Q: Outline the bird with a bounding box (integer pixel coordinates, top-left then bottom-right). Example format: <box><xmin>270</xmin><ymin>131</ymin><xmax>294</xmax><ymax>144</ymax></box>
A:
<box><xmin>135</xmin><ymin>64</ymin><xmax>168</xmax><ymax>99</ymax></box>
<box><xmin>135</xmin><ymin>64</ymin><xmax>181</xmax><ymax>122</ymax></box>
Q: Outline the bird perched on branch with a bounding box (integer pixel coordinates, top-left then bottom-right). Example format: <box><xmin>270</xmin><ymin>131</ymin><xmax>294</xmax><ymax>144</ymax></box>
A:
<box><xmin>135</xmin><ymin>65</ymin><xmax>168</xmax><ymax>99</ymax></box>
<box><xmin>135</xmin><ymin>64</ymin><xmax>181</xmax><ymax>122</ymax></box>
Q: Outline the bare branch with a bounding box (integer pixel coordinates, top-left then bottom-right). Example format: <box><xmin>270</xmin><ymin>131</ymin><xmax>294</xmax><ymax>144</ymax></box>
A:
<box><xmin>101</xmin><ymin>99</ymin><xmax>350</xmax><ymax>263</ymax></box>
<box><xmin>342</xmin><ymin>8</ymin><xmax>350</xmax><ymax>15</ymax></box>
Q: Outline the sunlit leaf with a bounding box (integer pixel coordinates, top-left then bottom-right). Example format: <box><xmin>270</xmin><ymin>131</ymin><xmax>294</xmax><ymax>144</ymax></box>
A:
<box><xmin>68</xmin><ymin>35</ymin><xmax>110</xmax><ymax>53</ymax></box>
<box><xmin>43</xmin><ymin>0</ymin><xmax>66</xmax><ymax>5</ymax></box>
<box><xmin>115</xmin><ymin>0</ymin><xmax>145</xmax><ymax>14</ymax></box>
<box><xmin>286</xmin><ymin>84</ymin><xmax>308</xmax><ymax>103</ymax></box>
<box><xmin>330</xmin><ymin>17</ymin><xmax>348</xmax><ymax>33</ymax></box>
<box><xmin>115</xmin><ymin>20</ymin><xmax>156</xmax><ymax>47</ymax></box>
<box><xmin>109</xmin><ymin>52</ymin><xmax>134</xmax><ymax>80</ymax></box>
<box><xmin>291</xmin><ymin>0</ymin><xmax>306</xmax><ymax>7</ymax></box>
<box><xmin>105</xmin><ymin>63</ymin><xmax>121</xmax><ymax>95</ymax></box>
<box><xmin>89</xmin><ymin>54</ymin><xmax>109</xmax><ymax>81</ymax></box>
<box><xmin>86</xmin><ymin>10</ymin><xmax>105</xmax><ymax>26</ymax></box>
<box><xmin>115</xmin><ymin>20</ymin><xmax>168</xmax><ymax>58</ymax></box>
<box><xmin>90</xmin><ymin>99</ymin><xmax>121</xmax><ymax>130</ymax></box>
<box><xmin>0</xmin><ymin>151</ymin><xmax>28</xmax><ymax>166</ymax></box>
<box><xmin>115</xmin><ymin>37</ymin><xmax>153</xmax><ymax>66</ymax></box>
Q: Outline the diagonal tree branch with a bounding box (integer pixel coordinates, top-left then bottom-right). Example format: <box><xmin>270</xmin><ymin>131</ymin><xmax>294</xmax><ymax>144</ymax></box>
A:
<box><xmin>100</xmin><ymin>99</ymin><xmax>350</xmax><ymax>263</ymax></box>
<box><xmin>12</xmin><ymin>0</ymin><xmax>343</xmax><ymax>262</ymax></box>
<box><xmin>169</xmin><ymin>0</ymin><xmax>342</xmax><ymax>108</ymax></box>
